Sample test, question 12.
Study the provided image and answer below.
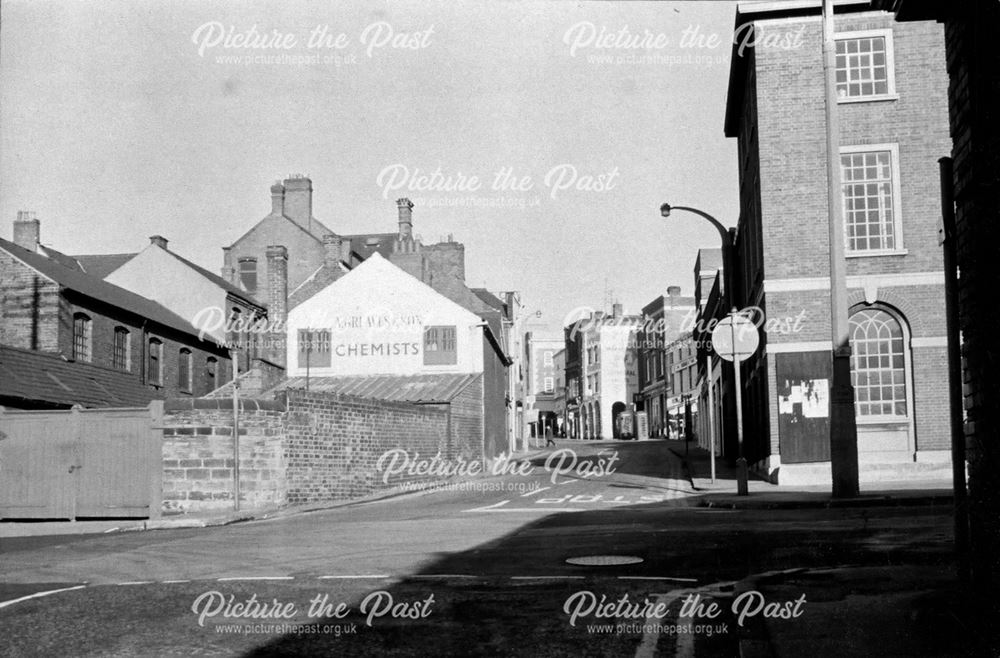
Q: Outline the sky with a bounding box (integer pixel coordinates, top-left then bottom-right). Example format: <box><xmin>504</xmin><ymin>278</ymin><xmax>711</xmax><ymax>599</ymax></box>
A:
<box><xmin>0</xmin><ymin>0</ymin><xmax>740</xmax><ymax>334</ymax></box>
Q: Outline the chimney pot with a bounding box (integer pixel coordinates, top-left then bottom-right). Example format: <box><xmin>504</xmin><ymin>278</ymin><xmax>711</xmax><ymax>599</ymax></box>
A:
<box><xmin>667</xmin><ymin>285</ymin><xmax>681</xmax><ymax>297</ymax></box>
<box><xmin>13</xmin><ymin>211</ymin><xmax>40</xmax><ymax>251</ymax></box>
<box><xmin>149</xmin><ymin>235</ymin><xmax>168</xmax><ymax>249</ymax></box>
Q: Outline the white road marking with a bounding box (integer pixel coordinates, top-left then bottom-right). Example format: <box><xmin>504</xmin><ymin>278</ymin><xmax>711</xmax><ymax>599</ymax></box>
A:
<box><xmin>521</xmin><ymin>486</ymin><xmax>551</xmax><ymax>497</ymax></box>
<box><xmin>216</xmin><ymin>576</ymin><xmax>294</xmax><ymax>582</ymax></box>
<box><xmin>464</xmin><ymin>500</ymin><xmax>511</xmax><ymax>512</ymax></box>
<box><xmin>116</xmin><ymin>581</ymin><xmax>154</xmax><ymax>586</ymax></box>
<box><xmin>462</xmin><ymin>506</ymin><xmax>587</xmax><ymax>513</ymax></box>
<box><xmin>161</xmin><ymin>580</ymin><xmax>191</xmax><ymax>584</ymax></box>
<box><xmin>316</xmin><ymin>575</ymin><xmax>391</xmax><ymax>580</ymax></box>
<box><xmin>510</xmin><ymin>576</ymin><xmax>585</xmax><ymax>580</ymax></box>
<box><xmin>618</xmin><ymin>576</ymin><xmax>698</xmax><ymax>583</ymax></box>
<box><xmin>0</xmin><ymin>585</ymin><xmax>87</xmax><ymax>610</ymax></box>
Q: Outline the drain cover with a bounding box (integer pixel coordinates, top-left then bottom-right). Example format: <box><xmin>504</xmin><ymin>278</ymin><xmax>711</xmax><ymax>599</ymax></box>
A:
<box><xmin>565</xmin><ymin>555</ymin><xmax>644</xmax><ymax>566</ymax></box>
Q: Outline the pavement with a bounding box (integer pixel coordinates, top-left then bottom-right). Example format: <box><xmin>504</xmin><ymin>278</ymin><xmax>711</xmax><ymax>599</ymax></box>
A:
<box><xmin>665</xmin><ymin>440</ymin><xmax>993</xmax><ymax>657</ymax></box>
<box><xmin>671</xmin><ymin>440</ymin><xmax>955</xmax><ymax>509</ymax></box>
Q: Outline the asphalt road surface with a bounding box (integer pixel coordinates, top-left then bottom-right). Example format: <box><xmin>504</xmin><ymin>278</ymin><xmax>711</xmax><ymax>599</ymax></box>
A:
<box><xmin>0</xmin><ymin>440</ymin><xmax>953</xmax><ymax>657</ymax></box>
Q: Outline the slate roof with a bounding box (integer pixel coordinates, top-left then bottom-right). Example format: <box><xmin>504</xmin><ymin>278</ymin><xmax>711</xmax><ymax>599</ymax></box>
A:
<box><xmin>0</xmin><ymin>345</ymin><xmax>160</xmax><ymax>409</ymax></box>
<box><xmin>272</xmin><ymin>373</ymin><xmax>481</xmax><ymax>404</ymax></box>
<box><xmin>160</xmin><ymin>248</ymin><xmax>262</xmax><ymax>308</ymax></box>
<box><xmin>0</xmin><ymin>236</ymin><xmax>222</xmax><ymax>347</ymax></box>
<box><xmin>73</xmin><ymin>253</ymin><xmax>138</xmax><ymax>278</ymax></box>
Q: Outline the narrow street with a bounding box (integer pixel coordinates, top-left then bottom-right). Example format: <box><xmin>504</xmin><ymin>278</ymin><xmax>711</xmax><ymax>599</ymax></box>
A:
<box><xmin>0</xmin><ymin>440</ymin><xmax>954</xmax><ymax>656</ymax></box>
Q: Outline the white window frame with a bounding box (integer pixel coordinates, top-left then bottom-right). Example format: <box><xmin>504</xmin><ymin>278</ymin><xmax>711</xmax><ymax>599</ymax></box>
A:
<box><xmin>850</xmin><ymin>306</ymin><xmax>913</xmax><ymax>426</ymax></box>
<box><xmin>840</xmin><ymin>143</ymin><xmax>906</xmax><ymax>257</ymax></box>
<box><xmin>834</xmin><ymin>29</ymin><xmax>898</xmax><ymax>104</ymax></box>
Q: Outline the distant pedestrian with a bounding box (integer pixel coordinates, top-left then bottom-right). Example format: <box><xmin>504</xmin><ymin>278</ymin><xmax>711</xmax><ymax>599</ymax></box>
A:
<box><xmin>545</xmin><ymin>426</ymin><xmax>555</xmax><ymax>447</ymax></box>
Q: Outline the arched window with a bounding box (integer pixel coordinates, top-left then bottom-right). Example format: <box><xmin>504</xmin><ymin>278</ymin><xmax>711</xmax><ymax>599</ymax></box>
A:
<box><xmin>148</xmin><ymin>338</ymin><xmax>163</xmax><ymax>386</ymax></box>
<box><xmin>178</xmin><ymin>348</ymin><xmax>192</xmax><ymax>392</ymax></box>
<box><xmin>113</xmin><ymin>327</ymin><xmax>131</xmax><ymax>371</ymax></box>
<box><xmin>205</xmin><ymin>356</ymin><xmax>217</xmax><ymax>392</ymax></box>
<box><xmin>72</xmin><ymin>313</ymin><xmax>92</xmax><ymax>362</ymax></box>
<box><xmin>849</xmin><ymin>308</ymin><xmax>907</xmax><ymax>418</ymax></box>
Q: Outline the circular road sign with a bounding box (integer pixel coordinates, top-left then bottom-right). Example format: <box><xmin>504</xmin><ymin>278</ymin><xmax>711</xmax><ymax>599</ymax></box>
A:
<box><xmin>711</xmin><ymin>314</ymin><xmax>760</xmax><ymax>363</ymax></box>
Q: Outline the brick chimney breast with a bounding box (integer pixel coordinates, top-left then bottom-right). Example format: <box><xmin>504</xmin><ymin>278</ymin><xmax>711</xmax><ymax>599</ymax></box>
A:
<box><xmin>149</xmin><ymin>235</ymin><xmax>168</xmax><ymax>249</ymax></box>
<box><xmin>270</xmin><ymin>181</ymin><xmax>285</xmax><ymax>216</ymax></box>
<box><xmin>322</xmin><ymin>233</ymin><xmax>344</xmax><ymax>267</ymax></box>
<box><xmin>265</xmin><ymin>245</ymin><xmax>288</xmax><ymax>367</ymax></box>
<box><xmin>13</xmin><ymin>211</ymin><xmax>40</xmax><ymax>251</ymax></box>
<box><xmin>283</xmin><ymin>175</ymin><xmax>312</xmax><ymax>231</ymax></box>
<box><xmin>397</xmin><ymin>198</ymin><xmax>414</xmax><ymax>241</ymax></box>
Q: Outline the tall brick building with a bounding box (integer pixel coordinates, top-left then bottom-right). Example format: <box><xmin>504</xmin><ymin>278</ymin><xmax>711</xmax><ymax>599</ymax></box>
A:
<box><xmin>873</xmin><ymin>0</ymin><xmax>1000</xmax><ymax>636</ymax></box>
<box><xmin>724</xmin><ymin>2</ymin><xmax>952</xmax><ymax>483</ymax></box>
<box><xmin>637</xmin><ymin>287</ymin><xmax>698</xmax><ymax>438</ymax></box>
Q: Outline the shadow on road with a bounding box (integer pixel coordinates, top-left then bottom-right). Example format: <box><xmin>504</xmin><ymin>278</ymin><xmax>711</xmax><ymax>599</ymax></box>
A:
<box><xmin>240</xmin><ymin>492</ymin><xmax>961</xmax><ymax>657</ymax></box>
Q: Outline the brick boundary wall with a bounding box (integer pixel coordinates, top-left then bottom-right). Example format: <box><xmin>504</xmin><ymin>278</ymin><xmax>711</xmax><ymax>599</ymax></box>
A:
<box><xmin>161</xmin><ymin>381</ymin><xmax>483</xmax><ymax>513</ymax></box>
<box><xmin>283</xmin><ymin>389</ymin><xmax>457</xmax><ymax>505</ymax></box>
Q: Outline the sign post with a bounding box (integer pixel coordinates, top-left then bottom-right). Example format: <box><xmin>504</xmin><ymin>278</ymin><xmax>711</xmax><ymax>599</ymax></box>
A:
<box><xmin>711</xmin><ymin>308</ymin><xmax>760</xmax><ymax>496</ymax></box>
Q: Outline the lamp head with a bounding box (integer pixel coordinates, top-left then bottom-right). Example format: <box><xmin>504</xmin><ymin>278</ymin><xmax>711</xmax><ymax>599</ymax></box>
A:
<box><xmin>659</xmin><ymin>202</ymin><xmax>672</xmax><ymax>218</ymax></box>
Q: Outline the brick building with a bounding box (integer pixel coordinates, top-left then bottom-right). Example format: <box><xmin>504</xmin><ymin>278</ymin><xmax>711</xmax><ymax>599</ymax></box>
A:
<box><xmin>872</xmin><ymin>0</ymin><xmax>1000</xmax><ymax>634</ymax></box>
<box><xmin>723</xmin><ymin>2</ymin><xmax>952</xmax><ymax>483</ymax></box>
<box><xmin>0</xmin><ymin>222</ymin><xmax>233</xmax><ymax>407</ymax></box>
<box><xmin>221</xmin><ymin>177</ymin><xmax>467</xmax><ymax>370</ymax></box>
<box><xmin>637</xmin><ymin>287</ymin><xmax>697</xmax><ymax>438</ymax></box>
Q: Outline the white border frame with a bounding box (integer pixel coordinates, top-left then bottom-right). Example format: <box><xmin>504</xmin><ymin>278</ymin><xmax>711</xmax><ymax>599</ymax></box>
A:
<box><xmin>834</xmin><ymin>28</ymin><xmax>898</xmax><ymax>103</ymax></box>
<box><xmin>840</xmin><ymin>142</ymin><xmax>905</xmax><ymax>257</ymax></box>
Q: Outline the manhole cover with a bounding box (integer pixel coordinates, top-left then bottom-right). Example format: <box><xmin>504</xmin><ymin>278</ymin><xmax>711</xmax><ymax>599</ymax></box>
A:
<box><xmin>565</xmin><ymin>555</ymin><xmax>644</xmax><ymax>566</ymax></box>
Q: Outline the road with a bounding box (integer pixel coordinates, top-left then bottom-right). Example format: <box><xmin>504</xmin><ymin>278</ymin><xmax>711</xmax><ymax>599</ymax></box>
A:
<box><xmin>0</xmin><ymin>440</ymin><xmax>954</xmax><ymax>657</ymax></box>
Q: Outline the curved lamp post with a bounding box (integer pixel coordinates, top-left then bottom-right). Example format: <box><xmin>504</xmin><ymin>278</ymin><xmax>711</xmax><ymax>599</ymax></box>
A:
<box><xmin>659</xmin><ymin>202</ymin><xmax>739</xmax><ymax>492</ymax></box>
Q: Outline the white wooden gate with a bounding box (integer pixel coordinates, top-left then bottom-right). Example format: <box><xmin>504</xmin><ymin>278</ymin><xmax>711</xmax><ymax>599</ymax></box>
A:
<box><xmin>0</xmin><ymin>402</ymin><xmax>162</xmax><ymax>519</ymax></box>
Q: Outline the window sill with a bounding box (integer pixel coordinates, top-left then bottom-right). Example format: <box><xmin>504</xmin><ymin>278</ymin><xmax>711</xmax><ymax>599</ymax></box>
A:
<box><xmin>845</xmin><ymin>249</ymin><xmax>908</xmax><ymax>259</ymax></box>
<box><xmin>857</xmin><ymin>418</ymin><xmax>909</xmax><ymax>426</ymax></box>
<box><xmin>837</xmin><ymin>94</ymin><xmax>899</xmax><ymax>104</ymax></box>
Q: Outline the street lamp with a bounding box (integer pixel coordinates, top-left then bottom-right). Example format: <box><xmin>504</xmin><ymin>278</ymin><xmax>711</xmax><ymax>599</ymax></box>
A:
<box><xmin>660</xmin><ymin>202</ymin><xmax>737</xmax><ymax>490</ymax></box>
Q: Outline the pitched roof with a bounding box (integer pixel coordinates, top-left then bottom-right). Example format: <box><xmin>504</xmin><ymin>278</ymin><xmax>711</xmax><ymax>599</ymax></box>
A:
<box><xmin>37</xmin><ymin>244</ymin><xmax>87</xmax><ymax>271</ymax></box>
<box><xmin>73</xmin><ymin>253</ymin><xmax>138</xmax><ymax>279</ymax></box>
<box><xmin>0</xmin><ymin>236</ymin><xmax>222</xmax><ymax>347</ymax></box>
<box><xmin>272</xmin><ymin>373</ymin><xmax>481</xmax><ymax>404</ymax></box>
<box><xmin>0</xmin><ymin>345</ymin><xmax>161</xmax><ymax>408</ymax></box>
<box><xmin>470</xmin><ymin>288</ymin><xmax>506</xmax><ymax>314</ymax></box>
<box><xmin>160</xmin><ymin>247</ymin><xmax>261</xmax><ymax>308</ymax></box>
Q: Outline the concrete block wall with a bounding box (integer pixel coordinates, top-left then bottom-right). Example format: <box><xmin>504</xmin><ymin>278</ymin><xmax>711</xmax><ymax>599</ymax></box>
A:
<box><xmin>161</xmin><ymin>398</ymin><xmax>287</xmax><ymax>514</ymax></box>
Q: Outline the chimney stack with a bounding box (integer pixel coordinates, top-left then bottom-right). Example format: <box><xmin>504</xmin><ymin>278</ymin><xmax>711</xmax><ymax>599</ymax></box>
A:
<box><xmin>149</xmin><ymin>235</ymin><xmax>168</xmax><ymax>249</ymax></box>
<box><xmin>667</xmin><ymin>285</ymin><xmax>681</xmax><ymax>298</ymax></box>
<box><xmin>612</xmin><ymin>303</ymin><xmax>623</xmax><ymax>320</ymax></box>
<box><xmin>283</xmin><ymin>175</ymin><xmax>312</xmax><ymax>231</ymax></box>
<box><xmin>270</xmin><ymin>181</ymin><xmax>285</xmax><ymax>216</ymax></box>
<box><xmin>322</xmin><ymin>234</ymin><xmax>344</xmax><ymax>267</ymax></box>
<box><xmin>340</xmin><ymin>238</ymin><xmax>353</xmax><ymax>265</ymax></box>
<box><xmin>13</xmin><ymin>211</ymin><xmax>40</xmax><ymax>252</ymax></box>
<box><xmin>265</xmin><ymin>245</ymin><xmax>288</xmax><ymax>366</ymax></box>
<box><xmin>397</xmin><ymin>198</ymin><xmax>414</xmax><ymax>241</ymax></box>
